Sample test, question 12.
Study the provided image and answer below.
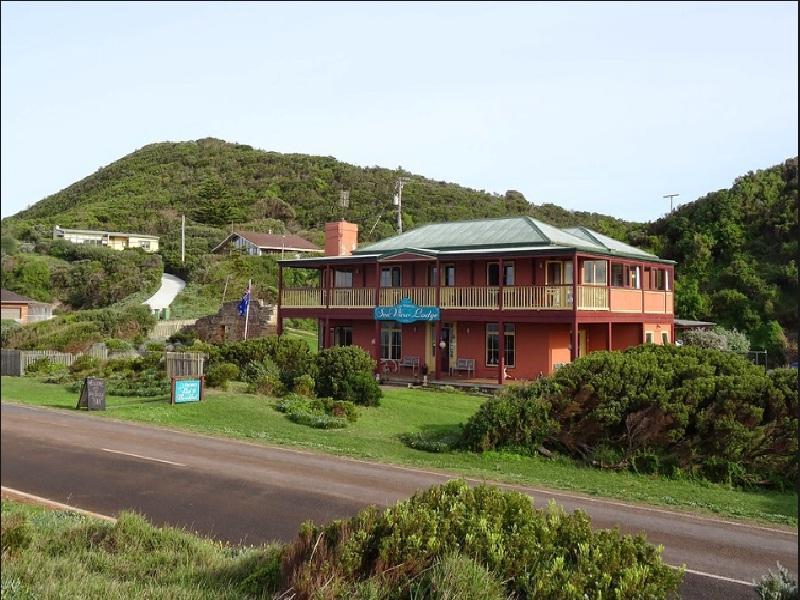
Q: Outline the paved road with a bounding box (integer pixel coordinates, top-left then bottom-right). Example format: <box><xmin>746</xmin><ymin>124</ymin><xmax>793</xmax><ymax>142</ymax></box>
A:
<box><xmin>2</xmin><ymin>403</ymin><xmax>795</xmax><ymax>599</ymax></box>
<box><xmin>143</xmin><ymin>273</ymin><xmax>185</xmax><ymax>311</ymax></box>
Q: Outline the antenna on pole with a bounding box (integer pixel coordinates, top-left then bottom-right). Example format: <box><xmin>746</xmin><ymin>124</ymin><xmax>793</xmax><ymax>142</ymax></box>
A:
<box><xmin>663</xmin><ymin>193</ymin><xmax>679</xmax><ymax>213</ymax></box>
<box><xmin>394</xmin><ymin>177</ymin><xmax>410</xmax><ymax>233</ymax></box>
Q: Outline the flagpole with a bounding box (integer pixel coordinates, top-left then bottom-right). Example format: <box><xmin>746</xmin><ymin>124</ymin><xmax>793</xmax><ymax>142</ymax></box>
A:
<box><xmin>243</xmin><ymin>279</ymin><xmax>252</xmax><ymax>340</ymax></box>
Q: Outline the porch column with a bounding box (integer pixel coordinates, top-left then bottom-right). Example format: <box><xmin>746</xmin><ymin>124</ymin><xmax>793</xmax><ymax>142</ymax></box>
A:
<box><xmin>374</xmin><ymin>262</ymin><xmax>381</xmax><ymax>306</ymax></box>
<box><xmin>607</xmin><ymin>321</ymin><xmax>612</xmax><ymax>351</ymax></box>
<box><xmin>571</xmin><ymin>252</ymin><xmax>579</xmax><ymax>362</ymax></box>
<box><xmin>641</xmin><ymin>322</ymin><xmax>646</xmax><ymax>344</ymax></box>
<box><xmin>276</xmin><ymin>265</ymin><xmax>284</xmax><ymax>335</ymax></box>
<box><xmin>325</xmin><ymin>266</ymin><xmax>331</xmax><ymax>309</ymax></box>
<box><xmin>434</xmin><ymin>319</ymin><xmax>442</xmax><ymax>381</ymax></box>
<box><xmin>498</xmin><ymin>258</ymin><xmax>504</xmax><ymax>311</ymax></box>
<box><xmin>498</xmin><ymin>320</ymin><xmax>505</xmax><ymax>384</ymax></box>
<box><xmin>323</xmin><ymin>316</ymin><xmax>330</xmax><ymax>349</ymax></box>
<box><xmin>374</xmin><ymin>319</ymin><xmax>381</xmax><ymax>374</ymax></box>
<box><xmin>435</xmin><ymin>258</ymin><xmax>441</xmax><ymax>307</ymax></box>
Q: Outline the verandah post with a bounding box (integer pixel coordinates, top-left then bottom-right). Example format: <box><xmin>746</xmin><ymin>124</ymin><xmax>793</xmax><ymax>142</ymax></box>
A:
<box><xmin>276</xmin><ymin>265</ymin><xmax>284</xmax><ymax>336</ymax></box>
<box><xmin>498</xmin><ymin>319</ymin><xmax>505</xmax><ymax>385</ymax></box>
<box><xmin>571</xmin><ymin>252</ymin><xmax>579</xmax><ymax>361</ymax></box>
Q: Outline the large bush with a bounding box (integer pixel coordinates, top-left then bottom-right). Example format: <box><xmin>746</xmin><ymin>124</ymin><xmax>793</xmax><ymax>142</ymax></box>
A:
<box><xmin>315</xmin><ymin>346</ymin><xmax>382</xmax><ymax>406</ymax></box>
<box><xmin>206</xmin><ymin>362</ymin><xmax>240</xmax><ymax>389</ymax></box>
<box><xmin>279</xmin><ymin>480</ymin><xmax>682</xmax><ymax>599</ymax></box>
<box><xmin>215</xmin><ymin>336</ymin><xmax>316</xmax><ymax>388</ymax></box>
<box><xmin>461</xmin><ymin>345</ymin><xmax>798</xmax><ymax>488</ymax></box>
<box><xmin>682</xmin><ymin>325</ymin><xmax>750</xmax><ymax>353</ymax></box>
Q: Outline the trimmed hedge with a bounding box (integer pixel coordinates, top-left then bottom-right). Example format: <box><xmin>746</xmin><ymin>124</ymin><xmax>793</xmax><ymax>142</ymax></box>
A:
<box><xmin>460</xmin><ymin>345</ymin><xmax>798</xmax><ymax>488</ymax></box>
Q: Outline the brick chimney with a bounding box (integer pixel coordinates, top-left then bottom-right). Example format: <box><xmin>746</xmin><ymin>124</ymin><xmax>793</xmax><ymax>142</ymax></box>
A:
<box><xmin>325</xmin><ymin>220</ymin><xmax>359</xmax><ymax>256</ymax></box>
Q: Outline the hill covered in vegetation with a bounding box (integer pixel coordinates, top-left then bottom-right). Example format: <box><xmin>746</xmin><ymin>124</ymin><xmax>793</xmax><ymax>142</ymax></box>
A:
<box><xmin>650</xmin><ymin>158</ymin><xmax>798</xmax><ymax>362</ymax></box>
<box><xmin>1</xmin><ymin>139</ymin><xmax>795</xmax><ymax>361</ymax></box>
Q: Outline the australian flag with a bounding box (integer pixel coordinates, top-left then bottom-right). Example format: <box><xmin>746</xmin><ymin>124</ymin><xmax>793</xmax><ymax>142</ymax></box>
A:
<box><xmin>237</xmin><ymin>287</ymin><xmax>250</xmax><ymax>317</ymax></box>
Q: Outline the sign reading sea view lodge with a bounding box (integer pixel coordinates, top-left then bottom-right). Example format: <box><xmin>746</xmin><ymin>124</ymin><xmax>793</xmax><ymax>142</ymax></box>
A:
<box><xmin>374</xmin><ymin>297</ymin><xmax>440</xmax><ymax>323</ymax></box>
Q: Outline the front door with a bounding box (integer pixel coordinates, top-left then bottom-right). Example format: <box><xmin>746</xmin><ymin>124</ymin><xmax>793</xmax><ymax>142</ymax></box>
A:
<box><xmin>440</xmin><ymin>323</ymin><xmax>452</xmax><ymax>373</ymax></box>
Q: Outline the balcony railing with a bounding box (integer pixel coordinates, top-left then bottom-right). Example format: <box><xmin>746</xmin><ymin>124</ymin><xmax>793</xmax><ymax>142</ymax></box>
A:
<box><xmin>379</xmin><ymin>287</ymin><xmax>436</xmax><ymax>307</ymax></box>
<box><xmin>280</xmin><ymin>285</ymin><xmax>672</xmax><ymax>313</ymax></box>
<box><xmin>503</xmin><ymin>286</ymin><xmax>572</xmax><ymax>310</ymax></box>
<box><xmin>577</xmin><ymin>286</ymin><xmax>609</xmax><ymax>310</ymax></box>
<box><xmin>281</xmin><ymin>287</ymin><xmax>324</xmax><ymax>308</ymax></box>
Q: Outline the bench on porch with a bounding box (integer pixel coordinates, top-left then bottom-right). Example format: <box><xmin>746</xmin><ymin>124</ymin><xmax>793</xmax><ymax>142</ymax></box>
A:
<box><xmin>450</xmin><ymin>358</ymin><xmax>475</xmax><ymax>378</ymax></box>
<box><xmin>398</xmin><ymin>356</ymin><xmax>420</xmax><ymax>376</ymax></box>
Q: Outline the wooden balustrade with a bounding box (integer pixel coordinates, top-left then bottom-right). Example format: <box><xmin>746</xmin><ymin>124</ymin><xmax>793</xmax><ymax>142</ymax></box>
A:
<box><xmin>280</xmin><ymin>285</ymin><xmax>674</xmax><ymax>313</ymax></box>
<box><xmin>379</xmin><ymin>287</ymin><xmax>436</xmax><ymax>306</ymax></box>
<box><xmin>439</xmin><ymin>286</ymin><xmax>499</xmax><ymax>309</ymax></box>
<box><xmin>329</xmin><ymin>287</ymin><xmax>375</xmax><ymax>308</ymax></box>
<box><xmin>577</xmin><ymin>286</ymin><xmax>609</xmax><ymax>310</ymax></box>
<box><xmin>281</xmin><ymin>287</ymin><xmax>324</xmax><ymax>308</ymax></box>
<box><xmin>502</xmin><ymin>286</ymin><xmax>573</xmax><ymax>309</ymax></box>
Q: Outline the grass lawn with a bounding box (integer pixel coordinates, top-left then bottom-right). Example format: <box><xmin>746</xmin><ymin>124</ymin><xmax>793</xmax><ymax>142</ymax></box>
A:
<box><xmin>283</xmin><ymin>327</ymin><xmax>317</xmax><ymax>352</ymax></box>
<box><xmin>1</xmin><ymin>376</ymin><xmax>796</xmax><ymax>527</ymax></box>
<box><xmin>0</xmin><ymin>499</ymin><xmax>281</xmax><ymax>599</ymax></box>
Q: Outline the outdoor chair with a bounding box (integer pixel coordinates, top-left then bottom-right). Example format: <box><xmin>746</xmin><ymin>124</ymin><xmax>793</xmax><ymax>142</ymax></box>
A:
<box><xmin>450</xmin><ymin>358</ymin><xmax>475</xmax><ymax>378</ymax></box>
<box><xmin>398</xmin><ymin>356</ymin><xmax>420</xmax><ymax>376</ymax></box>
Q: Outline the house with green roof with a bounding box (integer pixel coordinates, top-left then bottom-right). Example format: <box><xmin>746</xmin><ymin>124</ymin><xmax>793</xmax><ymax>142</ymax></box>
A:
<box><xmin>278</xmin><ymin>217</ymin><xmax>675</xmax><ymax>384</ymax></box>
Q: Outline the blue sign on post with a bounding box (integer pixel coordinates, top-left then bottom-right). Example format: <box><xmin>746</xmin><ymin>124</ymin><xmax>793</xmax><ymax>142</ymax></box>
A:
<box><xmin>171</xmin><ymin>377</ymin><xmax>204</xmax><ymax>404</ymax></box>
<box><xmin>374</xmin><ymin>297</ymin><xmax>440</xmax><ymax>323</ymax></box>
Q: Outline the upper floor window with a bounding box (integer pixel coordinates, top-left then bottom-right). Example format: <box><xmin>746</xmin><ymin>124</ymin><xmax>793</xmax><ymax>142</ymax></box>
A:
<box><xmin>582</xmin><ymin>260</ymin><xmax>607</xmax><ymax>285</ymax></box>
<box><xmin>487</xmin><ymin>262</ymin><xmax>514</xmax><ymax>286</ymax></box>
<box><xmin>427</xmin><ymin>265</ymin><xmax>438</xmax><ymax>286</ymax></box>
<box><xmin>611</xmin><ymin>263</ymin><xmax>624</xmax><ymax>287</ymax></box>
<box><xmin>629</xmin><ymin>266</ymin><xmax>641</xmax><ymax>289</ymax></box>
<box><xmin>334</xmin><ymin>269</ymin><xmax>353</xmax><ymax>287</ymax></box>
<box><xmin>652</xmin><ymin>268</ymin><xmax>670</xmax><ymax>291</ymax></box>
<box><xmin>381</xmin><ymin>266</ymin><xmax>401</xmax><ymax>287</ymax></box>
<box><xmin>546</xmin><ymin>261</ymin><xmax>573</xmax><ymax>285</ymax></box>
<box><xmin>442</xmin><ymin>264</ymin><xmax>455</xmax><ymax>287</ymax></box>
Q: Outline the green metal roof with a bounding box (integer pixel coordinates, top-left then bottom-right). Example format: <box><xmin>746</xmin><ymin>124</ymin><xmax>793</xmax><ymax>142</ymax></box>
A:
<box><xmin>354</xmin><ymin>216</ymin><xmax>662</xmax><ymax>261</ymax></box>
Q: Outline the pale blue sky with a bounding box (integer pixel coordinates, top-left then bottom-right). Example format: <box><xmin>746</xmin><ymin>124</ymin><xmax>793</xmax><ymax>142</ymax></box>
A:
<box><xmin>1</xmin><ymin>1</ymin><xmax>797</xmax><ymax>221</ymax></box>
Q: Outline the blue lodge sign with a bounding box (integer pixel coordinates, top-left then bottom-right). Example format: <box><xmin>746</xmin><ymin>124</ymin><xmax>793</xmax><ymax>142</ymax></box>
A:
<box><xmin>374</xmin><ymin>297</ymin><xmax>440</xmax><ymax>323</ymax></box>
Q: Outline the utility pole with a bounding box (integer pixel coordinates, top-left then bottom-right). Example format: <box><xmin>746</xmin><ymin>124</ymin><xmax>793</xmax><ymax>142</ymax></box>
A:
<box><xmin>180</xmin><ymin>214</ymin><xmax>185</xmax><ymax>263</ymax></box>
<box><xmin>394</xmin><ymin>177</ymin><xmax>410</xmax><ymax>233</ymax></box>
<box><xmin>663</xmin><ymin>193</ymin><xmax>679</xmax><ymax>213</ymax></box>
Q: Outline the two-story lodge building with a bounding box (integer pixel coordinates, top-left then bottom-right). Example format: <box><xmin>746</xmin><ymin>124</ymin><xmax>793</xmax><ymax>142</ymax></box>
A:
<box><xmin>277</xmin><ymin>218</ymin><xmax>675</xmax><ymax>385</ymax></box>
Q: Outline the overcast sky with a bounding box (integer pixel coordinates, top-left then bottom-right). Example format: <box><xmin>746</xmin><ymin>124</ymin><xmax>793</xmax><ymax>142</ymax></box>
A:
<box><xmin>1</xmin><ymin>1</ymin><xmax>797</xmax><ymax>221</ymax></box>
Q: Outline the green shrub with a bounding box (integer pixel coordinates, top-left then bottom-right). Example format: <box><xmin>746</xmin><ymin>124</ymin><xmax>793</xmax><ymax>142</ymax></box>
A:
<box><xmin>460</xmin><ymin>345</ymin><xmax>798</xmax><ymax>488</ymax></box>
<box><xmin>24</xmin><ymin>358</ymin><xmax>69</xmax><ymax>378</ymax></box>
<box><xmin>293</xmin><ymin>374</ymin><xmax>315</xmax><ymax>397</ymax></box>
<box><xmin>205</xmin><ymin>362</ymin><xmax>240</xmax><ymax>388</ymax></box>
<box><xmin>104</xmin><ymin>338</ymin><xmax>133</xmax><ymax>352</ymax></box>
<box><xmin>460</xmin><ymin>379</ymin><xmax>559</xmax><ymax>453</ymax></box>
<box><xmin>145</xmin><ymin>341</ymin><xmax>165</xmax><ymax>353</ymax></box>
<box><xmin>215</xmin><ymin>336</ymin><xmax>316</xmax><ymax>388</ymax></box>
<box><xmin>400</xmin><ymin>431</ymin><xmax>458</xmax><ymax>453</ymax></box>
<box><xmin>280</xmin><ymin>480</ymin><xmax>682</xmax><ymax>599</ymax></box>
<box><xmin>274</xmin><ymin>394</ymin><xmax>356</xmax><ymax>429</ymax></box>
<box><xmin>756</xmin><ymin>564</ymin><xmax>798</xmax><ymax>600</ymax></box>
<box><xmin>69</xmin><ymin>355</ymin><xmax>102</xmax><ymax>377</ymax></box>
<box><xmin>249</xmin><ymin>373</ymin><xmax>285</xmax><ymax>397</ymax></box>
<box><xmin>1</xmin><ymin>319</ymin><xmax>19</xmax><ymax>346</ymax></box>
<box><xmin>411</xmin><ymin>553</ymin><xmax>507</xmax><ymax>600</ymax></box>
<box><xmin>315</xmin><ymin>346</ymin><xmax>382</xmax><ymax>406</ymax></box>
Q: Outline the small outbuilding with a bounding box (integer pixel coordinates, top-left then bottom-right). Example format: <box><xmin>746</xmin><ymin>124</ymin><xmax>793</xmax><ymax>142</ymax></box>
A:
<box><xmin>1</xmin><ymin>289</ymin><xmax>54</xmax><ymax>323</ymax></box>
<box><xmin>212</xmin><ymin>231</ymin><xmax>321</xmax><ymax>257</ymax></box>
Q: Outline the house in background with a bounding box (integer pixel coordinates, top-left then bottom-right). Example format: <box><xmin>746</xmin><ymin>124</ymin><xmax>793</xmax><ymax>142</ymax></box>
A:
<box><xmin>278</xmin><ymin>218</ymin><xmax>675</xmax><ymax>385</ymax></box>
<box><xmin>212</xmin><ymin>230</ymin><xmax>321</xmax><ymax>257</ymax></box>
<box><xmin>53</xmin><ymin>226</ymin><xmax>159</xmax><ymax>252</ymax></box>
<box><xmin>1</xmin><ymin>290</ymin><xmax>54</xmax><ymax>323</ymax></box>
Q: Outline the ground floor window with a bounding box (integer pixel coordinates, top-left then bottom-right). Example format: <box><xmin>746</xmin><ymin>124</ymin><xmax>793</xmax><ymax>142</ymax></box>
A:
<box><xmin>334</xmin><ymin>326</ymin><xmax>352</xmax><ymax>347</ymax></box>
<box><xmin>381</xmin><ymin>322</ymin><xmax>402</xmax><ymax>360</ymax></box>
<box><xmin>661</xmin><ymin>331</ymin><xmax>669</xmax><ymax>345</ymax></box>
<box><xmin>645</xmin><ymin>331</ymin><xmax>654</xmax><ymax>344</ymax></box>
<box><xmin>486</xmin><ymin>323</ymin><xmax>515</xmax><ymax>367</ymax></box>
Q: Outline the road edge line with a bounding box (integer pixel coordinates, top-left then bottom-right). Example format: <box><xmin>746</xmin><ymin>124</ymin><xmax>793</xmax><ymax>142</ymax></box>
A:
<box><xmin>1</xmin><ymin>486</ymin><xmax>117</xmax><ymax>522</ymax></box>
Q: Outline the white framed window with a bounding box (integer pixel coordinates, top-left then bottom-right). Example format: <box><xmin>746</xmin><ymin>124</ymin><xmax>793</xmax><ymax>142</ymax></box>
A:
<box><xmin>582</xmin><ymin>260</ymin><xmax>607</xmax><ymax>285</ymax></box>
<box><xmin>381</xmin><ymin>266</ymin><xmax>401</xmax><ymax>287</ymax></box>
<box><xmin>486</xmin><ymin>323</ymin><xmax>515</xmax><ymax>367</ymax></box>
<box><xmin>380</xmin><ymin>322</ymin><xmax>402</xmax><ymax>359</ymax></box>
<box><xmin>645</xmin><ymin>331</ymin><xmax>654</xmax><ymax>344</ymax></box>
<box><xmin>661</xmin><ymin>331</ymin><xmax>669</xmax><ymax>345</ymax></box>
<box><xmin>334</xmin><ymin>269</ymin><xmax>353</xmax><ymax>287</ymax></box>
<box><xmin>487</xmin><ymin>262</ymin><xmax>514</xmax><ymax>286</ymax></box>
